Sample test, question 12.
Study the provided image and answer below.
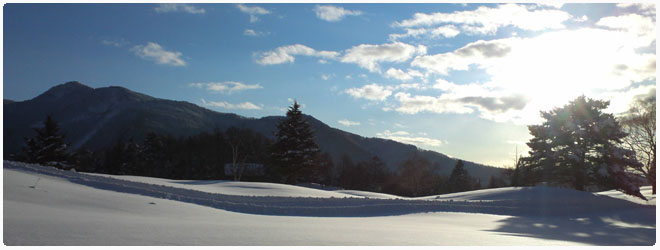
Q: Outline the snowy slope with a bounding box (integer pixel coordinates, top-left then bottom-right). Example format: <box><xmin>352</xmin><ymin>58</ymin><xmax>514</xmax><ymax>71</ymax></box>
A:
<box><xmin>91</xmin><ymin>173</ymin><xmax>409</xmax><ymax>199</ymax></box>
<box><xmin>88</xmin><ymin>173</ymin><xmax>360</xmax><ymax>198</ymax></box>
<box><xmin>3</xmin><ymin>161</ymin><xmax>656</xmax><ymax>245</ymax></box>
<box><xmin>597</xmin><ymin>186</ymin><xmax>656</xmax><ymax>205</ymax></box>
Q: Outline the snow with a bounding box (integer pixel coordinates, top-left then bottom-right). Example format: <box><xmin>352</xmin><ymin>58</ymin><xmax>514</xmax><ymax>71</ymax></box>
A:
<box><xmin>90</xmin><ymin>173</ymin><xmax>406</xmax><ymax>200</ymax></box>
<box><xmin>334</xmin><ymin>190</ymin><xmax>405</xmax><ymax>199</ymax></box>
<box><xmin>598</xmin><ymin>186</ymin><xmax>656</xmax><ymax>205</ymax></box>
<box><xmin>86</xmin><ymin>173</ymin><xmax>359</xmax><ymax>198</ymax></box>
<box><xmin>3</xmin><ymin>161</ymin><xmax>656</xmax><ymax>245</ymax></box>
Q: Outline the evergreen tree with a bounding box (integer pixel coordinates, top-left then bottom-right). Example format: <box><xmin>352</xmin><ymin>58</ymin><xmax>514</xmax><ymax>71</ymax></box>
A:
<box><xmin>71</xmin><ymin>147</ymin><xmax>100</xmax><ymax>172</ymax></box>
<box><xmin>21</xmin><ymin>116</ymin><xmax>70</xmax><ymax>168</ymax></box>
<box><xmin>270</xmin><ymin>101</ymin><xmax>321</xmax><ymax>184</ymax></box>
<box><xmin>312</xmin><ymin>152</ymin><xmax>334</xmax><ymax>185</ymax></box>
<box><xmin>524</xmin><ymin>96</ymin><xmax>645</xmax><ymax>199</ymax></box>
<box><xmin>449</xmin><ymin>160</ymin><xmax>471</xmax><ymax>193</ymax></box>
<box><xmin>488</xmin><ymin>175</ymin><xmax>506</xmax><ymax>189</ymax></box>
<box><xmin>364</xmin><ymin>156</ymin><xmax>389</xmax><ymax>192</ymax></box>
<box><xmin>140</xmin><ymin>132</ymin><xmax>167</xmax><ymax>176</ymax></box>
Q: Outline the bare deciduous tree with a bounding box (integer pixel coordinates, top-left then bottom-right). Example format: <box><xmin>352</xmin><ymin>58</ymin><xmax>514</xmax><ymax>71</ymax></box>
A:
<box><xmin>620</xmin><ymin>94</ymin><xmax>656</xmax><ymax>194</ymax></box>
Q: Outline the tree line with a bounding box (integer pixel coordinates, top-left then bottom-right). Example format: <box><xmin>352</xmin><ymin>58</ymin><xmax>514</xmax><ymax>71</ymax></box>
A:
<box><xmin>15</xmin><ymin>95</ymin><xmax>651</xmax><ymax>199</ymax></box>
<box><xmin>509</xmin><ymin>95</ymin><xmax>655</xmax><ymax>198</ymax></box>
<box><xmin>12</xmin><ymin>101</ymin><xmax>492</xmax><ymax>197</ymax></box>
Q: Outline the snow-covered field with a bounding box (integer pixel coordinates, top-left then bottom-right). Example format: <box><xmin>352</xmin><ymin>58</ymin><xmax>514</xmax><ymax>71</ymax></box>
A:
<box><xmin>3</xmin><ymin>161</ymin><xmax>656</xmax><ymax>245</ymax></box>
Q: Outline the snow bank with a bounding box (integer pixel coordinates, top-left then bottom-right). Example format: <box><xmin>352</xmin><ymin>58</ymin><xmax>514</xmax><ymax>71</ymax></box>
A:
<box><xmin>4</xmin><ymin>161</ymin><xmax>651</xmax><ymax>218</ymax></box>
<box><xmin>4</xmin><ymin>161</ymin><xmax>655</xmax><ymax>246</ymax></box>
<box><xmin>597</xmin><ymin>186</ymin><xmax>656</xmax><ymax>205</ymax></box>
<box><xmin>88</xmin><ymin>173</ymin><xmax>359</xmax><ymax>198</ymax></box>
<box><xmin>334</xmin><ymin>190</ymin><xmax>404</xmax><ymax>199</ymax></box>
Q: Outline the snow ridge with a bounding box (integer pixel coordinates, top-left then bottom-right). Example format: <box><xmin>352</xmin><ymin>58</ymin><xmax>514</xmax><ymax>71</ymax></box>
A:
<box><xmin>4</xmin><ymin>161</ymin><xmax>651</xmax><ymax>218</ymax></box>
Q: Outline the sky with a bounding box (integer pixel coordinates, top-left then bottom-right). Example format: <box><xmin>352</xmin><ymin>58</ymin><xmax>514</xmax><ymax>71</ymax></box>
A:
<box><xmin>3</xmin><ymin>3</ymin><xmax>656</xmax><ymax>167</ymax></box>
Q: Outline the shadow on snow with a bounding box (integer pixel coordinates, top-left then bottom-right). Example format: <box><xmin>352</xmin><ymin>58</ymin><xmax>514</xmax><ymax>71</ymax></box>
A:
<box><xmin>5</xmin><ymin>161</ymin><xmax>655</xmax><ymax>230</ymax></box>
<box><xmin>487</xmin><ymin>209</ymin><xmax>655</xmax><ymax>246</ymax></box>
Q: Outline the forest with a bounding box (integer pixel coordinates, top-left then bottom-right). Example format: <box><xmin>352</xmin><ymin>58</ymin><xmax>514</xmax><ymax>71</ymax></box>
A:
<box><xmin>11</xmin><ymin>95</ymin><xmax>655</xmax><ymax>198</ymax></box>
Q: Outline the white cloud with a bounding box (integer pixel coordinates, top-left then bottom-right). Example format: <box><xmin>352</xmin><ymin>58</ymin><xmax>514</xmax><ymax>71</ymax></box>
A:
<box><xmin>376</xmin><ymin>130</ymin><xmax>446</xmax><ymax>148</ymax></box>
<box><xmin>155</xmin><ymin>4</ymin><xmax>205</xmax><ymax>14</ymax></box>
<box><xmin>408</xmin><ymin>24</ymin><xmax>656</xmax><ymax>124</ymax></box>
<box><xmin>536</xmin><ymin>3</ymin><xmax>564</xmax><ymax>9</ymax></box>
<box><xmin>389</xmin><ymin>28</ymin><xmax>429</xmax><ymax>41</ymax></box>
<box><xmin>314</xmin><ymin>5</ymin><xmax>362</xmax><ymax>22</ymax></box>
<box><xmin>385</xmin><ymin>67</ymin><xmax>424</xmax><ymax>81</ymax></box>
<box><xmin>412</xmin><ymin>38</ymin><xmax>515</xmax><ymax>75</ymax></box>
<box><xmin>431</xmin><ymin>25</ymin><xmax>461</xmax><ymax>38</ymax></box>
<box><xmin>236</xmin><ymin>4</ymin><xmax>270</xmax><ymax>23</ymax></box>
<box><xmin>345</xmin><ymin>83</ymin><xmax>393</xmax><ymax>101</ymax></box>
<box><xmin>256</xmin><ymin>44</ymin><xmax>339</xmax><ymax>65</ymax></box>
<box><xmin>244</xmin><ymin>29</ymin><xmax>268</xmax><ymax>37</ymax></box>
<box><xmin>341</xmin><ymin>42</ymin><xmax>427</xmax><ymax>72</ymax></box>
<box><xmin>321</xmin><ymin>74</ymin><xmax>335</xmax><ymax>80</ymax></box>
<box><xmin>395</xmin><ymin>83</ymin><xmax>426</xmax><ymax>90</ymax></box>
<box><xmin>244</xmin><ymin>29</ymin><xmax>257</xmax><ymax>36</ymax></box>
<box><xmin>188</xmin><ymin>83</ymin><xmax>203</xmax><ymax>88</ymax></box>
<box><xmin>394</xmin><ymin>4</ymin><xmax>571</xmax><ymax>36</ymax></box>
<box><xmin>573</xmin><ymin>15</ymin><xmax>589</xmax><ymax>22</ymax></box>
<box><xmin>596</xmin><ymin>14</ymin><xmax>655</xmax><ymax>48</ymax></box>
<box><xmin>390</xmin><ymin>26</ymin><xmax>461</xmax><ymax>41</ymax></box>
<box><xmin>190</xmin><ymin>81</ymin><xmax>262</xmax><ymax>94</ymax></box>
<box><xmin>338</xmin><ymin>119</ymin><xmax>360</xmax><ymax>127</ymax></box>
<box><xmin>616</xmin><ymin>3</ymin><xmax>656</xmax><ymax>16</ymax></box>
<box><xmin>392</xmin><ymin>90</ymin><xmax>531</xmax><ymax>124</ymax></box>
<box><xmin>131</xmin><ymin>42</ymin><xmax>186</xmax><ymax>67</ymax></box>
<box><xmin>201</xmin><ymin>99</ymin><xmax>262</xmax><ymax>110</ymax></box>
<box><xmin>392</xmin><ymin>77</ymin><xmax>531</xmax><ymax>121</ymax></box>
<box><xmin>392</xmin><ymin>92</ymin><xmax>473</xmax><ymax>115</ymax></box>
<box><xmin>385</xmin><ymin>68</ymin><xmax>412</xmax><ymax>81</ymax></box>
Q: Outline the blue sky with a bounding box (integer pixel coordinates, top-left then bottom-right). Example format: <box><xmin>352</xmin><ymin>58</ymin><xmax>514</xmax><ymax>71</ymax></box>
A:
<box><xmin>4</xmin><ymin>3</ymin><xmax>656</xmax><ymax>167</ymax></box>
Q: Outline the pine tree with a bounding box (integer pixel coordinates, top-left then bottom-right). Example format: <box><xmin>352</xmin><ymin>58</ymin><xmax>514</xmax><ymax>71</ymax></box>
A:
<box><xmin>312</xmin><ymin>152</ymin><xmax>334</xmax><ymax>185</ymax></box>
<box><xmin>21</xmin><ymin>116</ymin><xmax>70</xmax><ymax>168</ymax></box>
<box><xmin>270</xmin><ymin>101</ymin><xmax>321</xmax><ymax>184</ymax></box>
<box><xmin>141</xmin><ymin>132</ymin><xmax>166</xmax><ymax>176</ymax></box>
<box><xmin>524</xmin><ymin>95</ymin><xmax>646</xmax><ymax>199</ymax></box>
<box><xmin>449</xmin><ymin>160</ymin><xmax>471</xmax><ymax>193</ymax></box>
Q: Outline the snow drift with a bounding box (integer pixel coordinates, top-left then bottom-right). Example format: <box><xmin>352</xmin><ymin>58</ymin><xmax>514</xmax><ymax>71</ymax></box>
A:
<box><xmin>5</xmin><ymin>161</ymin><xmax>650</xmax><ymax>218</ymax></box>
<box><xmin>4</xmin><ymin>161</ymin><xmax>655</xmax><ymax>245</ymax></box>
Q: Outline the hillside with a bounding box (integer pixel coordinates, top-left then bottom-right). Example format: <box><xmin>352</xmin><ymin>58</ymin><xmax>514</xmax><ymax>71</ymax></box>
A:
<box><xmin>4</xmin><ymin>81</ymin><xmax>502</xmax><ymax>181</ymax></box>
<box><xmin>4</xmin><ymin>161</ymin><xmax>655</xmax><ymax>245</ymax></box>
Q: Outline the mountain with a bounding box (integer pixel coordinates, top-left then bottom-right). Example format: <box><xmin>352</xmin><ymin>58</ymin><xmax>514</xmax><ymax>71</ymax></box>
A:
<box><xmin>4</xmin><ymin>81</ymin><xmax>504</xmax><ymax>181</ymax></box>
<box><xmin>4</xmin><ymin>99</ymin><xmax>15</xmax><ymax>104</ymax></box>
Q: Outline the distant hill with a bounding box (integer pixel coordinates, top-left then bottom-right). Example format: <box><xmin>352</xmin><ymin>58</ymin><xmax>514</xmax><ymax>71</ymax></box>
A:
<box><xmin>4</xmin><ymin>81</ymin><xmax>504</xmax><ymax>182</ymax></box>
<box><xmin>4</xmin><ymin>99</ymin><xmax>15</xmax><ymax>104</ymax></box>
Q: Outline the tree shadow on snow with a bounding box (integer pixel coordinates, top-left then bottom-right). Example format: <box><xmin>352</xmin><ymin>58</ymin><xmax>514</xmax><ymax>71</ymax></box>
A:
<box><xmin>487</xmin><ymin>208</ymin><xmax>656</xmax><ymax>246</ymax></box>
<box><xmin>6</xmin><ymin>161</ymin><xmax>658</xmax><ymax>231</ymax></box>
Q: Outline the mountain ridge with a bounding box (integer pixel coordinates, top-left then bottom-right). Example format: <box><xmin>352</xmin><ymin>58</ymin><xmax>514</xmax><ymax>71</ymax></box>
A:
<box><xmin>4</xmin><ymin>81</ymin><xmax>504</xmax><ymax>182</ymax></box>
